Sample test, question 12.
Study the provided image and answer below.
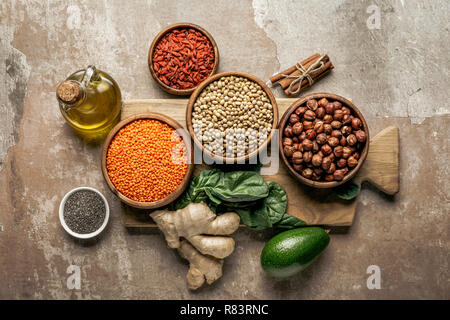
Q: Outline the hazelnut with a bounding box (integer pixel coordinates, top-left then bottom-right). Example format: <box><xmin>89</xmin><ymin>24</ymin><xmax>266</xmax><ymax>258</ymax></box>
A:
<box><xmin>293</xmin><ymin>143</ymin><xmax>299</xmax><ymax>151</ymax></box>
<box><xmin>302</xmin><ymin>168</ymin><xmax>313</xmax><ymax>179</ymax></box>
<box><xmin>326</xmin><ymin>162</ymin><xmax>336</xmax><ymax>174</ymax></box>
<box><xmin>314</xmin><ymin>121</ymin><xmax>324</xmax><ymax>133</ymax></box>
<box><xmin>312</xmin><ymin>141</ymin><xmax>319</xmax><ymax>153</ymax></box>
<box><xmin>341</xmin><ymin>106</ymin><xmax>351</xmax><ymax>115</ymax></box>
<box><xmin>292</xmin><ymin>151</ymin><xmax>303</xmax><ymax>164</ymax></box>
<box><xmin>324</xmin><ymin>123</ymin><xmax>333</xmax><ymax>134</ymax></box>
<box><xmin>328</xmin><ymin>153</ymin><xmax>335</xmax><ymax>162</ymax></box>
<box><xmin>325</xmin><ymin>174</ymin><xmax>335</xmax><ymax>182</ymax></box>
<box><xmin>302</xmin><ymin>139</ymin><xmax>313</xmax><ymax>151</ymax></box>
<box><xmin>347</xmin><ymin>134</ymin><xmax>357</xmax><ymax>146</ymax></box>
<box><xmin>331</xmin><ymin>130</ymin><xmax>342</xmax><ymax>139</ymax></box>
<box><xmin>321</xmin><ymin>144</ymin><xmax>332</xmax><ymax>155</ymax></box>
<box><xmin>321</xmin><ymin>156</ymin><xmax>332</xmax><ymax>170</ymax></box>
<box><xmin>312</xmin><ymin>154</ymin><xmax>323</xmax><ymax>167</ymax></box>
<box><xmin>342</xmin><ymin>147</ymin><xmax>352</xmax><ymax>159</ymax></box>
<box><xmin>292</xmin><ymin>122</ymin><xmax>303</xmax><ymax>135</ymax></box>
<box><xmin>316</xmin><ymin>133</ymin><xmax>327</xmax><ymax>145</ymax></box>
<box><xmin>283</xmin><ymin>137</ymin><xmax>293</xmax><ymax>146</ymax></box>
<box><xmin>351</xmin><ymin>118</ymin><xmax>362</xmax><ymax>130</ymax></box>
<box><xmin>303</xmin><ymin>120</ymin><xmax>314</xmax><ymax>130</ymax></box>
<box><xmin>292</xmin><ymin>137</ymin><xmax>299</xmax><ymax>143</ymax></box>
<box><xmin>340</xmin><ymin>136</ymin><xmax>347</xmax><ymax>146</ymax></box>
<box><xmin>333</xmin><ymin>169</ymin><xmax>346</xmax><ymax>181</ymax></box>
<box><xmin>328</xmin><ymin>136</ymin><xmax>339</xmax><ymax>147</ymax></box>
<box><xmin>333</xmin><ymin>110</ymin><xmax>344</xmax><ymax>121</ymax></box>
<box><xmin>355</xmin><ymin>130</ymin><xmax>367</xmax><ymax>142</ymax></box>
<box><xmin>293</xmin><ymin>164</ymin><xmax>303</xmax><ymax>172</ymax></box>
<box><xmin>313</xmin><ymin>168</ymin><xmax>324</xmax><ymax>176</ymax></box>
<box><xmin>348</xmin><ymin>156</ymin><xmax>358</xmax><ymax>168</ymax></box>
<box><xmin>325</xmin><ymin>103</ymin><xmax>335</xmax><ymax>114</ymax></box>
<box><xmin>299</xmin><ymin>131</ymin><xmax>307</xmax><ymax>142</ymax></box>
<box><xmin>304</xmin><ymin>110</ymin><xmax>316</xmax><ymax>121</ymax></box>
<box><xmin>303</xmin><ymin>151</ymin><xmax>313</xmax><ymax>163</ymax></box>
<box><xmin>289</xmin><ymin>113</ymin><xmax>300</xmax><ymax>124</ymax></box>
<box><xmin>337</xmin><ymin>158</ymin><xmax>347</xmax><ymax>168</ymax></box>
<box><xmin>311</xmin><ymin>172</ymin><xmax>321</xmax><ymax>181</ymax></box>
<box><xmin>318</xmin><ymin>98</ymin><xmax>329</xmax><ymax>108</ymax></box>
<box><xmin>352</xmin><ymin>152</ymin><xmax>360</xmax><ymax>160</ymax></box>
<box><xmin>315</xmin><ymin>107</ymin><xmax>325</xmax><ymax>119</ymax></box>
<box><xmin>306</xmin><ymin>99</ymin><xmax>318</xmax><ymax>111</ymax></box>
<box><xmin>284</xmin><ymin>126</ymin><xmax>293</xmax><ymax>137</ymax></box>
<box><xmin>295</xmin><ymin>106</ymin><xmax>307</xmax><ymax>116</ymax></box>
<box><xmin>334</xmin><ymin>145</ymin><xmax>344</xmax><ymax>157</ymax></box>
<box><xmin>331</xmin><ymin>120</ymin><xmax>342</xmax><ymax>129</ymax></box>
<box><xmin>333</xmin><ymin>101</ymin><xmax>342</xmax><ymax>109</ymax></box>
<box><xmin>342</xmin><ymin>126</ymin><xmax>352</xmax><ymax>136</ymax></box>
<box><xmin>323</xmin><ymin>114</ymin><xmax>333</xmax><ymax>124</ymax></box>
<box><xmin>305</xmin><ymin>129</ymin><xmax>316</xmax><ymax>140</ymax></box>
<box><xmin>283</xmin><ymin>145</ymin><xmax>296</xmax><ymax>157</ymax></box>
<box><xmin>342</xmin><ymin>114</ymin><xmax>352</xmax><ymax>125</ymax></box>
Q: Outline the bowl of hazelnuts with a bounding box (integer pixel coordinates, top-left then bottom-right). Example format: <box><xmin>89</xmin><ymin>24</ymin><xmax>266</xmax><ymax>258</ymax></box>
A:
<box><xmin>279</xmin><ymin>93</ymin><xmax>369</xmax><ymax>188</ymax></box>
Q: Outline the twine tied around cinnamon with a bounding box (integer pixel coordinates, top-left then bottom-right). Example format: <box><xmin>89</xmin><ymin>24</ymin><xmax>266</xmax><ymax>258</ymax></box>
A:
<box><xmin>282</xmin><ymin>54</ymin><xmax>328</xmax><ymax>95</ymax></box>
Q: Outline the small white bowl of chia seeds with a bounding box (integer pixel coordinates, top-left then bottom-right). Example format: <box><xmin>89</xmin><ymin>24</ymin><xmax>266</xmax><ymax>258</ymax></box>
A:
<box><xmin>59</xmin><ymin>187</ymin><xmax>109</xmax><ymax>239</ymax></box>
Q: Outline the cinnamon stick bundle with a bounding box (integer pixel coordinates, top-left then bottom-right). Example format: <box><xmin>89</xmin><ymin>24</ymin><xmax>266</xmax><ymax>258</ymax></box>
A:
<box><xmin>269</xmin><ymin>54</ymin><xmax>334</xmax><ymax>97</ymax></box>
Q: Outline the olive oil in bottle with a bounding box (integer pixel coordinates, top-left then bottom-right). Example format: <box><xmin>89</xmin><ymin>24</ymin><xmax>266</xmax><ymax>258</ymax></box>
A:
<box><xmin>56</xmin><ymin>65</ymin><xmax>121</xmax><ymax>141</ymax></box>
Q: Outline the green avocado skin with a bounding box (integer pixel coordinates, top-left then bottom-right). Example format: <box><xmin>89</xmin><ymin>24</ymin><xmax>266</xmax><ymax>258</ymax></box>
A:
<box><xmin>260</xmin><ymin>227</ymin><xmax>330</xmax><ymax>278</ymax></box>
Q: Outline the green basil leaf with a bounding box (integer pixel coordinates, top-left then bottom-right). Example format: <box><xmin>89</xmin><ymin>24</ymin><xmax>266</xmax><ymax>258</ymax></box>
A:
<box><xmin>335</xmin><ymin>180</ymin><xmax>361</xmax><ymax>200</ymax></box>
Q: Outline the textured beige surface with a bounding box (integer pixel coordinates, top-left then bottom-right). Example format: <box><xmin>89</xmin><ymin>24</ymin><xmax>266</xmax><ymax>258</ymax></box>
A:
<box><xmin>0</xmin><ymin>0</ymin><xmax>449</xmax><ymax>299</ymax></box>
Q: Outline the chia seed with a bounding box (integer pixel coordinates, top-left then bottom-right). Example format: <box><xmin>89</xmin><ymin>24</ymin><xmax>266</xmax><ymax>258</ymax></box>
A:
<box><xmin>63</xmin><ymin>190</ymin><xmax>106</xmax><ymax>234</ymax></box>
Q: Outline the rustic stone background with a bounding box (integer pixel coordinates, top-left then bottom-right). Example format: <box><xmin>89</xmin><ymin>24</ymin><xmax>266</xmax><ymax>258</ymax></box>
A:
<box><xmin>0</xmin><ymin>0</ymin><xmax>448</xmax><ymax>299</ymax></box>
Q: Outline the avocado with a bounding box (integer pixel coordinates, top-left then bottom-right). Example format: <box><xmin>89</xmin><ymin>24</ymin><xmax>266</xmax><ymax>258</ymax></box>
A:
<box><xmin>260</xmin><ymin>227</ymin><xmax>330</xmax><ymax>278</ymax></box>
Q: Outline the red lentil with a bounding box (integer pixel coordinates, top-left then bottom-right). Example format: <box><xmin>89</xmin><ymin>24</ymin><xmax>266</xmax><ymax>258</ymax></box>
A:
<box><xmin>152</xmin><ymin>28</ymin><xmax>215</xmax><ymax>90</ymax></box>
<box><xmin>106</xmin><ymin>119</ymin><xmax>188</xmax><ymax>202</ymax></box>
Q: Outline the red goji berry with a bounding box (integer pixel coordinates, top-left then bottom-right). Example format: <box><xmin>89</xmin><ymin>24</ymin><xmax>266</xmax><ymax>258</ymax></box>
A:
<box><xmin>152</xmin><ymin>28</ymin><xmax>215</xmax><ymax>90</ymax></box>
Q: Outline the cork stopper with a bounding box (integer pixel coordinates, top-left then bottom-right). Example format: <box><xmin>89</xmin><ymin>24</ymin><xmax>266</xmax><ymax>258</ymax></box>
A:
<box><xmin>57</xmin><ymin>81</ymin><xmax>83</xmax><ymax>104</ymax></box>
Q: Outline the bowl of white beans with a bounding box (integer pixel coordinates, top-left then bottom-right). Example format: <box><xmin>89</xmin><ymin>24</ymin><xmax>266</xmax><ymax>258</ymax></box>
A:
<box><xmin>186</xmin><ymin>71</ymin><xmax>278</xmax><ymax>164</ymax></box>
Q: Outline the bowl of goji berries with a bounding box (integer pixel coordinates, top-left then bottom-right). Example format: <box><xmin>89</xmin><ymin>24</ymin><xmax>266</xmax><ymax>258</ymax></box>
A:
<box><xmin>101</xmin><ymin>113</ymin><xmax>194</xmax><ymax>209</ymax></box>
<box><xmin>148</xmin><ymin>23</ymin><xmax>219</xmax><ymax>96</ymax></box>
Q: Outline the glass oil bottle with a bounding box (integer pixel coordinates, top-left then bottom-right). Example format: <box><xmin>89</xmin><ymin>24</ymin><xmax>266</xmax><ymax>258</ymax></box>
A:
<box><xmin>56</xmin><ymin>65</ymin><xmax>121</xmax><ymax>141</ymax></box>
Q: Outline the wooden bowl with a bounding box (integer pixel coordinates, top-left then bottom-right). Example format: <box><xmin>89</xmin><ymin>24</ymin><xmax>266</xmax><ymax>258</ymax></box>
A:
<box><xmin>186</xmin><ymin>71</ymin><xmax>279</xmax><ymax>164</ymax></box>
<box><xmin>148</xmin><ymin>22</ymin><xmax>219</xmax><ymax>96</ymax></box>
<box><xmin>101</xmin><ymin>113</ymin><xmax>194</xmax><ymax>209</ymax></box>
<box><xmin>278</xmin><ymin>93</ymin><xmax>370</xmax><ymax>188</ymax></box>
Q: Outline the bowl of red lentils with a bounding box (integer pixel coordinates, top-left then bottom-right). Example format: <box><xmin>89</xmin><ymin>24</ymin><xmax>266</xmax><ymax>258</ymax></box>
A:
<box><xmin>148</xmin><ymin>22</ymin><xmax>219</xmax><ymax>96</ymax></box>
<box><xmin>101</xmin><ymin>113</ymin><xmax>194</xmax><ymax>209</ymax></box>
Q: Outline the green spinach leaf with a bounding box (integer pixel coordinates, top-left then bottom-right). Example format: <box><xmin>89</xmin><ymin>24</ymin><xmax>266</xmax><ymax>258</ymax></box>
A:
<box><xmin>209</xmin><ymin>171</ymin><xmax>269</xmax><ymax>203</ymax></box>
<box><xmin>233</xmin><ymin>208</ymin><xmax>271</xmax><ymax>230</ymax></box>
<box><xmin>254</xmin><ymin>182</ymin><xmax>287</xmax><ymax>226</ymax></box>
<box><xmin>174</xmin><ymin>169</ymin><xmax>222</xmax><ymax>209</ymax></box>
<box><xmin>175</xmin><ymin>168</ymin><xmax>307</xmax><ymax>230</ymax></box>
<box><xmin>335</xmin><ymin>180</ymin><xmax>361</xmax><ymax>200</ymax></box>
<box><xmin>273</xmin><ymin>212</ymin><xmax>307</xmax><ymax>229</ymax></box>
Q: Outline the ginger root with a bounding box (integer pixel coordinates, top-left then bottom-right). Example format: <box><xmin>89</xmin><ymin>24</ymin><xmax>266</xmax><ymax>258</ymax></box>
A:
<box><xmin>150</xmin><ymin>202</ymin><xmax>240</xmax><ymax>290</ymax></box>
<box><xmin>178</xmin><ymin>240</ymin><xmax>223</xmax><ymax>290</ymax></box>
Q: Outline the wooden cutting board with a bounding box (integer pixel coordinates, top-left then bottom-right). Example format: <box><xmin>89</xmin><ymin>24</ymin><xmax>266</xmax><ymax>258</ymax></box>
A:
<box><xmin>119</xmin><ymin>99</ymin><xmax>399</xmax><ymax>227</ymax></box>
